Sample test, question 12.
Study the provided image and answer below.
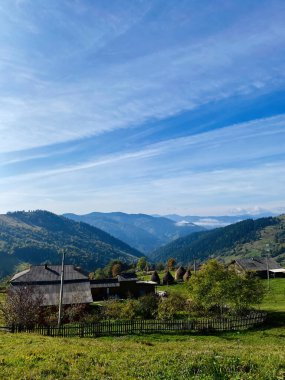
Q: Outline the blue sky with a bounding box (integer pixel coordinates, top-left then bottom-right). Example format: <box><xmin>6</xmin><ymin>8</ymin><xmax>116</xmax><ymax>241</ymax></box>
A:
<box><xmin>0</xmin><ymin>0</ymin><xmax>285</xmax><ymax>216</ymax></box>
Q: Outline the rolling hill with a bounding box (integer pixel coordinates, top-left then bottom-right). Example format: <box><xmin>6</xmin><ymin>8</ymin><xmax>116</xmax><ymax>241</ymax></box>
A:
<box><xmin>0</xmin><ymin>210</ymin><xmax>143</xmax><ymax>279</ymax></box>
<box><xmin>150</xmin><ymin>215</ymin><xmax>285</xmax><ymax>266</ymax></box>
<box><xmin>63</xmin><ymin>212</ymin><xmax>204</xmax><ymax>253</ymax></box>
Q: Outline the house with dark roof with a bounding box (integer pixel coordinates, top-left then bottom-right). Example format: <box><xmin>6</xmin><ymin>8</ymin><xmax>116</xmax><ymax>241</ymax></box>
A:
<box><xmin>229</xmin><ymin>258</ymin><xmax>285</xmax><ymax>277</ymax></box>
<box><xmin>10</xmin><ymin>264</ymin><xmax>93</xmax><ymax>306</ymax></box>
<box><xmin>90</xmin><ymin>273</ymin><xmax>156</xmax><ymax>300</ymax></box>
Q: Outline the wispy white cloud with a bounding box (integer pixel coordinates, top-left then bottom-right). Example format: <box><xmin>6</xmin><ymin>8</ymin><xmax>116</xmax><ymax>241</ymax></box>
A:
<box><xmin>1</xmin><ymin>1</ymin><xmax>285</xmax><ymax>215</ymax></box>
<box><xmin>1</xmin><ymin>161</ymin><xmax>285</xmax><ymax>216</ymax></box>
<box><xmin>1</xmin><ymin>113</ymin><xmax>285</xmax><ymax>179</ymax></box>
<box><xmin>1</xmin><ymin>113</ymin><xmax>285</xmax><ymax>215</ymax></box>
<box><xmin>0</xmin><ymin>1</ymin><xmax>284</xmax><ymax>153</ymax></box>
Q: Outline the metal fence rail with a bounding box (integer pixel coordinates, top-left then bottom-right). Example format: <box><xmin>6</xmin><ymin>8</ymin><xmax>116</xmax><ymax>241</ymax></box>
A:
<box><xmin>5</xmin><ymin>311</ymin><xmax>267</xmax><ymax>337</ymax></box>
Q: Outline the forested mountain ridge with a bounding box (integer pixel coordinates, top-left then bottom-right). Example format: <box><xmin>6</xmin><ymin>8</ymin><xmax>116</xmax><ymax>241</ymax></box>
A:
<box><xmin>0</xmin><ymin>210</ymin><xmax>143</xmax><ymax>279</ymax></box>
<box><xmin>63</xmin><ymin>212</ymin><xmax>204</xmax><ymax>253</ymax></box>
<box><xmin>150</xmin><ymin>215</ymin><xmax>285</xmax><ymax>265</ymax></box>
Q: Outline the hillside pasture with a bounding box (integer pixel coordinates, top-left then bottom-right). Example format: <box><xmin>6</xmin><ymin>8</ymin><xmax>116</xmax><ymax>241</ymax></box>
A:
<box><xmin>0</xmin><ymin>279</ymin><xmax>284</xmax><ymax>379</ymax></box>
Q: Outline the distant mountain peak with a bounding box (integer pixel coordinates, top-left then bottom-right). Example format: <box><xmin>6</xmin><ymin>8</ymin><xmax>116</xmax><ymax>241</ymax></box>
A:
<box><xmin>63</xmin><ymin>211</ymin><xmax>204</xmax><ymax>254</ymax></box>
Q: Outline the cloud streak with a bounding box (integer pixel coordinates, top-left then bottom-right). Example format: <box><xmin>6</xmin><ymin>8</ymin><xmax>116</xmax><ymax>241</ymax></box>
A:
<box><xmin>0</xmin><ymin>1</ymin><xmax>285</xmax><ymax>215</ymax></box>
<box><xmin>0</xmin><ymin>1</ymin><xmax>285</xmax><ymax>153</ymax></box>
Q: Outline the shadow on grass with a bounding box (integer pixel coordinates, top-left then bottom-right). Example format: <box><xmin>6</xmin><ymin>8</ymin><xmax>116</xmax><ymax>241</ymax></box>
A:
<box><xmin>263</xmin><ymin>311</ymin><xmax>285</xmax><ymax>329</ymax></box>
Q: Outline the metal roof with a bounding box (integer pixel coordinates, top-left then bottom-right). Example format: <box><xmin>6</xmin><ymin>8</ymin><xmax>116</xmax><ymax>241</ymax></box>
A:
<box><xmin>269</xmin><ymin>268</ymin><xmax>285</xmax><ymax>273</ymax></box>
<box><xmin>136</xmin><ymin>281</ymin><xmax>157</xmax><ymax>285</ymax></box>
<box><xmin>10</xmin><ymin>265</ymin><xmax>92</xmax><ymax>306</ymax></box>
<box><xmin>117</xmin><ymin>275</ymin><xmax>137</xmax><ymax>282</ymax></box>
<box><xmin>235</xmin><ymin>258</ymin><xmax>282</xmax><ymax>272</ymax></box>
<box><xmin>10</xmin><ymin>265</ymin><xmax>88</xmax><ymax>283</ymax></box>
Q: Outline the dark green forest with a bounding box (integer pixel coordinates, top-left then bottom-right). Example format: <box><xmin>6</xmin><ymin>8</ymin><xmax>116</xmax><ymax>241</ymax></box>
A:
<box><xmin>64</xmin><ymin>211</ymin><xmax>204</xmax><ymax>253</ymax></box>
<box><xmin>0</xmin><ymin>210</ymin><xmax>143</xmax><ymax>279</ymax></box>
<box><xmin>150</xmin><ymin>216</ymin><xmax>285</xmax><ymax>265</ymax></box>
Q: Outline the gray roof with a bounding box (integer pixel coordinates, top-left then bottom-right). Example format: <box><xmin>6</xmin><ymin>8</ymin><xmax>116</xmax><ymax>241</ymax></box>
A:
<box><xmin>10</xmin><ymin>265</ymin><xmax>88</xmax><ymax>283</ymax></box>
<box><xmin>117</xmin><ymin>274</ymin><xmax>137</xmax><ymax>282</ymax></box>
<box><xmin>234</xmin><ymin>258</ymin><xmax>282</xmax><ymax>272</ymax></box>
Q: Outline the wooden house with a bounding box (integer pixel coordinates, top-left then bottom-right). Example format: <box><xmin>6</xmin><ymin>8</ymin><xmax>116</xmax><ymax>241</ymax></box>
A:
<box><xmin>228</xmin><ymin>258</ymin><xmax>285</xmax><ymax>277</ymax></box>
<box><xmin>90</xmin><ymin>273</ymin><xmax>156</xmax><ymax>300</ymax></box>
<box><xmin>10</xmin><ymin>264</ymin><xmax>93</xmax><ymax>306</ymax></box>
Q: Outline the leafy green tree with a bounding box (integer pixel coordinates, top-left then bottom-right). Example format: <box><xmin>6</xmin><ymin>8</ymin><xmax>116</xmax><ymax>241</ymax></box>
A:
<box><xmin>227</xmin><ymin>272</ymin><xmax>266</xmax><ymax>314</ymax></box>
<box><xmin>187</xmin><ymin>259</ymin><xmax>265</xmax><ymax>316</ymax></box>
<box><xmin>111</xmin><ymin>263</ymin><xmax>122</xmax><ymax>277</ymax></box>
<box><xmin>155</xmin><ymin>262</ymin><xmax>165</xmax><ymax>271</ymax></box>
<box><xmin>167</xmin><ymin>258</ymin><xmax>176</xmax><ymax>270</ymax></box>
<box><xmin>136</xmin><ymin>257</ymin><xmax>148</xmax><ymax>271</ymax></box>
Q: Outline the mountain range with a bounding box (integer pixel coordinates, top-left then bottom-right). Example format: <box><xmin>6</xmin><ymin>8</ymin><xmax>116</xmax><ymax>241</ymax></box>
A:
<box><xmin>1</xmin><ymin>210</ymin><xmax>284</xmax><ymax>280</ymax></box>
<box><xmin>63</xmin><ymin>212</ymin><xmax>204</xmax><ymax>253</ymax></box>
<box><xmin>0</xmin><ymin>210</ymin><xmax>143</xmax><ymax>279</ymax></box>
<box><xmin>150</xmin><ymin>215</ymin><xmax>285</xmax><ymax>266</ymax></box>
<box><xmin>157</xmin><ymin>212</ymin><xmax>279</xmax><ymax>229</ymax></box>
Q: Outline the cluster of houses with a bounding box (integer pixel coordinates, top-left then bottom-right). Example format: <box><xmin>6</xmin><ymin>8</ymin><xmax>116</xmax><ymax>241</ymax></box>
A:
<box><xmin>9</xmin><ymin>257</ymin><xmax>285</xmax><ymax>307</ymax></box>
<box><xmin>10</xmin><ymin>264</ymin><xmax>156</xmax><ymax>307</ymax></box>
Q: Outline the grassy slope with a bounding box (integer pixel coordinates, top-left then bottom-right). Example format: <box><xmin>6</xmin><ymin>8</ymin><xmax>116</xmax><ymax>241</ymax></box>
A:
<box><xmin>0</xmin><ymin>280</ymin><xmax>284</xmax><ymax>379</ymax></box>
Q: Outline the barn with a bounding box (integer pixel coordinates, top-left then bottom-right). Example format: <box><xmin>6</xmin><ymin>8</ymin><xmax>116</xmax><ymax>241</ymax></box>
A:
<box><xmin>10</xmin><ymin>264</ymin><xmax>93</xmax><ymax>306</ymax></box>
<box><xmin>229</xmin><ymin>258</ymin><xmax>285</xmax><ymax>278</ymax></box>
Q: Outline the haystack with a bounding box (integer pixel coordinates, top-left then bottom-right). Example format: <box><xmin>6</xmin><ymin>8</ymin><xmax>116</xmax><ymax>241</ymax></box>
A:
<box><xmin>175</xmin><ymin>266</ymin><xmax>186</xmax><ymax>281</ymax></box>
<box><xmin>150</xmin><ymin>271</ymin><xmax>161</xmax><ymax>284</ymax></box>
<box><xmin>183</xmin><ymin>269</ymin><xmax>191</xmax><ymax>282</ymax></box>
<box><xmin>162</xmin><ymin>271</ymin><xmax>175</xmax><ymax>285</ymax></box>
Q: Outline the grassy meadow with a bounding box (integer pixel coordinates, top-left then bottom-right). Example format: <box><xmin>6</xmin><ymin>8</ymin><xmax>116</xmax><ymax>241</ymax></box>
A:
<box><xmin>0</xmin><ymin>279</ymin><xmax>284</xmax><ymax>379</ymax></box>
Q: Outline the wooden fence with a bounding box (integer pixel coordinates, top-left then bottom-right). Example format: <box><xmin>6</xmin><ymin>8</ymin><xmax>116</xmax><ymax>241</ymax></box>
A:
<box><xmin>6</xmin><ymin>312</ymin><xmax>267</xmax><ymax>337</ymax></box>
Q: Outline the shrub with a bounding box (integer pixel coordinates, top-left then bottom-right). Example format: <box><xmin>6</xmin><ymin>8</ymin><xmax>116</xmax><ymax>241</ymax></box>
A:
<box><xmin>1</xmin><ymin>285</ymin><xmax>45</xmax><ymax>327</ymax></box>
<box><xmin>135</xmin><ymin>294</ymin><xmax>159</xmax><ymax>319</ymax></box>
<box><xmin>157</xmin><ymin>294</ymin><xmax>187</xmax><ymax>320</ymax></box>
<box><xmin>102</xmin><ymin>300</ymin><xmax>124</xmax><ymax>320</ymax></box>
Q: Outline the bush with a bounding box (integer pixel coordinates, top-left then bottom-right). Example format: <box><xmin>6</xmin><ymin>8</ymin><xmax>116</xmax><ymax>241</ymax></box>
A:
<box><xmin>102</xmin><ymin>295</ymin><xmax>159</xmax><ymax>320</ymax></box>
<box><xmin>135</xmin><ymin>294</ymin><xmax>159</xmax><ymax>319</ymax></box>
<box><xmin>64</xmin><ymin>303</ymin><xmax>88</xmax><ymax>323</ymax></box>
<box><xmin>102</xmin><ymin>300</ymin><xmax>124</xmax><ymax>320</ymax></box>
<box><xmin>157</xmin><ymin>293</ymin><xmax>187</xmax><ymax>320</ymax></box>
<box><xmin>1</xmin><ymin>285</ymin><xmax>45</xmax><ymax>327</ymax></box>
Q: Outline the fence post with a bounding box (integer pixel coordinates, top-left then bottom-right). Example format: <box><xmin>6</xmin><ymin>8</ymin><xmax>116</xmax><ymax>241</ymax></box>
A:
<box><xmin>80</xmin><ymin>324</ymin><xmax>84</xmax><ymax>338</ymax></box>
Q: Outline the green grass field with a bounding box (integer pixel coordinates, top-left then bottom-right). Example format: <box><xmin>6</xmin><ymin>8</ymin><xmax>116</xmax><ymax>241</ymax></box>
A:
<box><xmin>0</xmin><ymin>279</ymin><xmax>284</xmax><ymax>379</ymax></box>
